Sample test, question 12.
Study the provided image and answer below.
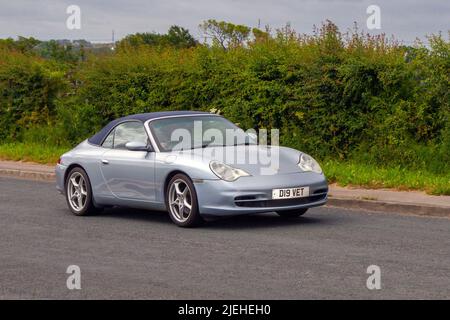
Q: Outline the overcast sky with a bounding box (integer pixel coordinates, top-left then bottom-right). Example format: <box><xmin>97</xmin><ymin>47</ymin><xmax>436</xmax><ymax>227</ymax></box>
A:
<box><xmin>0</xmin><ymin>0</ymin><xmax>448</xmax><ymax>43</ymax></box>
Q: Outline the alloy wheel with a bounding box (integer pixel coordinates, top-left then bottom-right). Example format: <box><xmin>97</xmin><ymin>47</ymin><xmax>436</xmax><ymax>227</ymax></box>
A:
<box><xmin>67</xmin><ymin>172</ymin><xmax>88</xmax><ymax>212</ymax></box>
<box><xmin>168</xmin><ymin>179</ymin><xmax>193</xmax><ymax>223</ymax></box>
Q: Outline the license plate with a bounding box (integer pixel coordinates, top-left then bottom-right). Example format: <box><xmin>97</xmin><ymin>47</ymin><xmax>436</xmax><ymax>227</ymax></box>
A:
<box><xmin>272</xmin><ymin>187</ymin><xmax>310</xmax><ymax>200</ymax></box>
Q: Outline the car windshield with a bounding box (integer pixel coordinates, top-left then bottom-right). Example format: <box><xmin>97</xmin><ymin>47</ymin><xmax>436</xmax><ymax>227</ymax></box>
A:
<box><xmin>149</xmin><ymin>115</ymin><xmax>255</xmax><ymax>152</ymax></box>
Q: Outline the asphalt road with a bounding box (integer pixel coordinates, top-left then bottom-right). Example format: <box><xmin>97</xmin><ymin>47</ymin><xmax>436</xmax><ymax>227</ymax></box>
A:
<box><xmin>0</xmin><ymin>177</ymin><xmax>449</xmax><ymax>299</ymax></box>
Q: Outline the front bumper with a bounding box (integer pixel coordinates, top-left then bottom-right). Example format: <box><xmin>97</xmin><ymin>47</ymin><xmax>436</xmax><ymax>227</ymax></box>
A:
<box><xmin>55</xmin><ymin>164</ymin><xmax>67</xmax><ymax>194</ymax></box>
<box><xmin>194</xmin><ymin>172</ymin><xmax>328</xmax><ymax>216</ymax></box>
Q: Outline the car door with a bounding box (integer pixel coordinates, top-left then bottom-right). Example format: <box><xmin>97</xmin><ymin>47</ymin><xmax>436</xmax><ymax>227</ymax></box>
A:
<box><xmin>99</xmin><ymin>121</ymin><xmax>156</xmax><ymax>202</ymax></box>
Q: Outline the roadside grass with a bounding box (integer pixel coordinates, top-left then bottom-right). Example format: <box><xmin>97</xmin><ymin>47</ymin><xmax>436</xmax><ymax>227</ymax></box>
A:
<box><xmin>0</xmin><ymin>143</ymin><xmax>448</xmax><ymax>196</ymax></box>
<box><xmin>0</xmin><ymin>143</ymin><xmax>70</xmax><ymax>165</ymax></box>
<box><xmin>323</xmin><ymin>160</ymin><xmax>450</xmax><ymax>196</ymax></box>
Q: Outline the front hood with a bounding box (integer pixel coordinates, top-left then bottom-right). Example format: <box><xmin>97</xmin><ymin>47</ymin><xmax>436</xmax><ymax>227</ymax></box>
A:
<box><xmin>172</xmin><ymin>145</ymin><xmax>303</xmax><ymax>176</ymax></box>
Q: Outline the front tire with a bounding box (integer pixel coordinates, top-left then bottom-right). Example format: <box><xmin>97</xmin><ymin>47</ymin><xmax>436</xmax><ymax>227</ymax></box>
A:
<box><xmin>65</xmin><ymin>167</ymin><xmax>98</xmax><ymax>216</ymax></box>
<box><xmin>166</xmin><ymin>174</ymin><xmax>203</xmax><ymax>227</ymax></box>
<box><xmin>276</xmin><ymin>208</ymin><xmax>308</xmax><ymax>218</ymax></box>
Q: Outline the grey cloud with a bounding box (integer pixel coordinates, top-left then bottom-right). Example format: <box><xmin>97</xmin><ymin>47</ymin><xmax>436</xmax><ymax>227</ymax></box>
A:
<box><xmin>0</xmin><ymin>0</ymin><xmax>448</xmax><ymax>43</ymax></box>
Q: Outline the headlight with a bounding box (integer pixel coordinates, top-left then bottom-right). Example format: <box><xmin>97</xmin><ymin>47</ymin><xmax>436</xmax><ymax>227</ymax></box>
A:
<box><xmin>298</xmin><ymin>153</ymin><xmax>322</xmax><ymax>174</ymax></box>
<box><xmin>209</xmin><ymin>161</ymin><xmax>251</xmax><ymax>181</ymax></box>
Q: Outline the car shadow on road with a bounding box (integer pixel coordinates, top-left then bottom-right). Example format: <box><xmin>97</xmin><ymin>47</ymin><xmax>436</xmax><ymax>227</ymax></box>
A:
<box><xmin>98</xmin><ymin>207</ymin><xmax>170</xmax><ymax>224</ymax></box>
<box><xmin>202</xmin><ymin>213</ymin><xmax>329</xmax><ymax>230</ymax></box>
<box><xmin>97</xmin><ymin>207</ymin><xmax>337</xmax><ymax>230</ymax></box>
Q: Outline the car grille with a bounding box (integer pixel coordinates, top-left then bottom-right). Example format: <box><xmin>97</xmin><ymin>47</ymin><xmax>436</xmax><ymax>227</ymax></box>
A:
<box><xmin>234</xmin><ymin>192</ymin><xmax>327</xmax><ymax>208</ymax></box>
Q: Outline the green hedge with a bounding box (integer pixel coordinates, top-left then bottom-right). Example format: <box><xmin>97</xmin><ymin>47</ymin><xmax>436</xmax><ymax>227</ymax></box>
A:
<box><xmin>0</xmin><ymin>23</ymin><xmax>449</xmax><ymax>175</ymax></box>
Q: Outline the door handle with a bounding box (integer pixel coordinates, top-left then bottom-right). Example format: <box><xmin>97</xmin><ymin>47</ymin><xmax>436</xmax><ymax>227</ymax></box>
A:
<box><xmin>101</xmin><ymin>159</ymin><xmax>109</xmax><ymax>165</ymax></box>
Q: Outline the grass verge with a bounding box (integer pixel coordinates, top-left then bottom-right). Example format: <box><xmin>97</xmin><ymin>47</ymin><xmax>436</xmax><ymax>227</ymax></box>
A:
<box><xmin>323</xmin><ymin>160</ymin><xmax>450</xmax><ymax>196</ymax></box>
<box><xmin>0</xmin><ymin>143</ymin><xmax>448</xmax><ymax>195</ymax></box>
<box><xmin>0</xmin><ymin>143</ymin><xmax>70</xmax><ymax>165</ymax></box>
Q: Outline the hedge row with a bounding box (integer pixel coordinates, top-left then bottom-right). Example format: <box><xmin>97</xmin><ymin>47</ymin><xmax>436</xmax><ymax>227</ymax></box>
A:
<box><xmin>0</xmin><ymin>23</ymin><xmax>449</xmax><ymax>174</ymax></box>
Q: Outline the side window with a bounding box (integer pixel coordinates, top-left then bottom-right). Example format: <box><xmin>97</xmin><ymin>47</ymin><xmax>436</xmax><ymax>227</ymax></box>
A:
<box><xmin>113</xmin><ymin>122</ymin><xmax>148</xmax><ymax>149</ymax></box>
<box><xmin>102</xmin><ymin>129</ymin><xmax>115</xmax><ymax>148</ymax></box>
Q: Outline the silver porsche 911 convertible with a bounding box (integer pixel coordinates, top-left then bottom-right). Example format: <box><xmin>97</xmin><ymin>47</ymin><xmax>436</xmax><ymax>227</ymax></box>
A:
<box><xmin>56</xmin><ymin>111</ymin><xmax>328</xmax><ymax>227</ymax></box>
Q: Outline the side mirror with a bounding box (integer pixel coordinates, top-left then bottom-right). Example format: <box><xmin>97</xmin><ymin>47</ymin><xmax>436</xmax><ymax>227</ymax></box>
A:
<box><xmin>125</xmin><ymin>141</ymin><xmax>151</xmax><ymax>152</ymax></box>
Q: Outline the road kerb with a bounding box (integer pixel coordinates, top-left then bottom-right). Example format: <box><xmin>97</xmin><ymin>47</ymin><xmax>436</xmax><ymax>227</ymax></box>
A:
<box><xmin>326</xmin><ymin>197</ymin><xmax>450</xmax><ymax>218</ymax></box>
<box><xmin>1</xmin><ymin>166</ymin><xmax>449</xmax><ymax>218</ymax></box>
<box><xmin>0</xmin><ymin>168</ymin><xmax>55</xmax><ymax>182</ymax></box>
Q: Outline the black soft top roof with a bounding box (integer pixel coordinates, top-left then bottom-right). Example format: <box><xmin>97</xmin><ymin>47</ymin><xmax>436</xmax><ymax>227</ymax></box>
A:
<box><xmin>88</xmin><ymin>111</ymin><xmax>211</xmax><ymax>146</ymax></box>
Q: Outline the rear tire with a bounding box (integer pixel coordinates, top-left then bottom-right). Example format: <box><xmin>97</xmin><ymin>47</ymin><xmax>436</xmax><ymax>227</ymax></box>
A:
<box><xmin>65</xmin><ymin>167</ymin><xmax>99</xmax><ymax>216</ymax></box>
<box><xmin>165</xmin><ymin>174</ymin><xmax>203</xmax><ymax>227</ymax></box>
<box><xmin>276</xmin><ymin>208</ymin><xmax>308</xmax><ymax>218</ymax></box>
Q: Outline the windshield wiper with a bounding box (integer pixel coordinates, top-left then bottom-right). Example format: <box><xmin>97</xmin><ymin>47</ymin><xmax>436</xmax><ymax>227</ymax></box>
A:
<box><xmin>190</xmin><ymin>143</ymin><xmax>214</xmax><ymax>149</ymax></box>
<box><xmin>189</xmin><ymin>142</ymin><xmax>252</xmax><ymax>149</ymax></box>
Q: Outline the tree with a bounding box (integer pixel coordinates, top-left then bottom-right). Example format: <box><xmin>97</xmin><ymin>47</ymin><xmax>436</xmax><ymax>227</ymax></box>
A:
<box><xmin>15</xmin><ymin>36</ymin><xmax>41</xmax><ymax>53</ymax></box>
<box><xmin>117</xmin><ymin>25</ymin><xmax>197</xmax><ymax>50</ymax></box>
<box><xmin>0</xmin><ymin>36</ymin><xmax>40</xmax><ymax>53</ymax></box>
<box><xmin>251</xmin><ymin>27</ymin><xmax>271</xmax><ymax>43</ymax></box>
<box><xmin>35</xmin><ymin>40</ymin><xmax>79</xmax><ymax>63</ymax></box>
<box><xmin>166</xmin><ymin>25</ymin><xmax>198</xmax><ymax>48</ymax></box>
<box><xmin>199</xmin><ymin>20</ymin><xmax>251</xmax><ymax>49</ymax></box>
